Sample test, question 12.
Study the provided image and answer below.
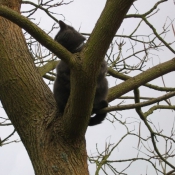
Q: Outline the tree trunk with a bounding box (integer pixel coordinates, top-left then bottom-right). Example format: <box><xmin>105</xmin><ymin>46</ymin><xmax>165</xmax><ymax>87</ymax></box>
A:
<box><xmin>0</xmin><ymin>0</ymin><xmax>135</xmax><ymax>174</ymax></box>
<box><xmin>0</xmin><ymin>0</ymin><xmax>89</xmax><ymax>175</ymax></box>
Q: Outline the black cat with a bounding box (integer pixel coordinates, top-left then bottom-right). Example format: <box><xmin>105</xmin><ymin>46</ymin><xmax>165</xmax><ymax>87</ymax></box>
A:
<box><xmin>53</xmin><ymin>20</ymin><xmax>108</xmax><ymax>126</ymax></box>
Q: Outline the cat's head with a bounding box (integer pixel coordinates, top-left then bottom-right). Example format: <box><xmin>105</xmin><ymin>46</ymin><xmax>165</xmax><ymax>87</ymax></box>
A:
<box><xmin>55</xmin><ymin>20</ymin><xmax>86</xmax><ymax>53</ymax></box>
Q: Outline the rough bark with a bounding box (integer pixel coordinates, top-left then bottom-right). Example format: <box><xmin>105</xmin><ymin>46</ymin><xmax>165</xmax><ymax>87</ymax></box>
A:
<box><xmin>0</xmin><ymin>0</ymin><xmax>135</xmax><ymax>174</ymax></box>
<box><xmin>0</xmin><ymin>0</ymin><xmax>88</xmax><ymax>174</ymax></box>
<box><xmin>63</xmin><ymin>0</ymin><xmax>136</xmax><ymax>138</ymax></box>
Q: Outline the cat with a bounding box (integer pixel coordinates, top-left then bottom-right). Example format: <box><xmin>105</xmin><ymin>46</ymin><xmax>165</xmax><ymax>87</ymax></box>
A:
<box><xmin>53</xmin><ymin>20</ymin><xmax>108</xmax><ymax>126</ymax></box>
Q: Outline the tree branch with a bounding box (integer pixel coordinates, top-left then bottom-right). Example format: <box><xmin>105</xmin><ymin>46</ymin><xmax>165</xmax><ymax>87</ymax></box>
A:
<box><xmin>63</xmin><ymin>0</ymin><xmax>135</xmax><ymax>138</ymax></box>
<box><xmin>0</xmin><ymin>5</ymin><xmax>73</xmax><ymax>65</ymax></box>
<box><xmin>83</xmin><ymin>0</ymin><xmax>135</xmax><ymax>70</ymax></box>
<box><xmin>133</xmin><ymin>88</ymin><xmax>175</xmax><ymax>170</ymax></box>
<box><xmin>108</xmin><ymin>58</ymin><xmax>175</xmax><ymax>102</ymax></box>
<box><xmin>38</xmin><ymin>60</ymin><xmax>58</xmax><ymax>76</ymax></box>
<box><xmin>104</xmin><ymin>91</ymin><xmax>175</xmax><ymax>112</ymax></box>
<box><xmin>108</xmin><ymin>67</ymin><xmax>175</xmax><ymax>92</ymax></box>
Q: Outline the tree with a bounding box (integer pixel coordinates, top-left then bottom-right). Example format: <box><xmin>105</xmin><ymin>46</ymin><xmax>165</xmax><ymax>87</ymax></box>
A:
<box><xmin>0</xmin><ymin>0</ymin><xmax>175</xmax><ymax>174</ymax></box>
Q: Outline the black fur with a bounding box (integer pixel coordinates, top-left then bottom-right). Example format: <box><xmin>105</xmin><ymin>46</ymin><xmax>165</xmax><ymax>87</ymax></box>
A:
<box><xmin>53</xmin><ymin>20</ymin><xmax>108</xmax><ymax>126</ymax></box>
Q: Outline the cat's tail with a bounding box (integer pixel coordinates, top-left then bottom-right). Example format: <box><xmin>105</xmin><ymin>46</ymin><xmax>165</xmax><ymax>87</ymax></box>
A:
<box><xmin>88</xmin><ymin>113</ymin><xmax>107</xmax><ymax>126</ymax></box>
<box><xmin>88</xmin><ymin>100</ymin><xmax>108</xmax><ymax>126</ymax></box>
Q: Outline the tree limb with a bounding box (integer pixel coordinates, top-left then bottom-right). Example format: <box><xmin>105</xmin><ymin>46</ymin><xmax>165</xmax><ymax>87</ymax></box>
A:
<box><xmin>0</xmin><ymin>5</ymin><xmax>73</xmax><ymax>65</ymax></box>
<box><xmin>108</xmin><ymin>58</ymin><xmax>175</xmax><ymax>102</ymax></box>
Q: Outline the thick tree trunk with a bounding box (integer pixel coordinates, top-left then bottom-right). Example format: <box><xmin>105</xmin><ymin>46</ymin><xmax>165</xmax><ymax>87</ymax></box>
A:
<box><xmin>0</xmin><ymin>0</ymin><xmax>135</xmax><ymax>174</ymax></box>
<box><xmin>0</xmin><ymin>0</ymin><xmax>89</xmax><ymax>175</ymax></box>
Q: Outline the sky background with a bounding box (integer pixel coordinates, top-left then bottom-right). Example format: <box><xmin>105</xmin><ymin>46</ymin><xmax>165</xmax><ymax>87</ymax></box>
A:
<box><xmin>0</xmin><ymin>0</ymin><xmax>175</xmax><ymax>174</ymax></box>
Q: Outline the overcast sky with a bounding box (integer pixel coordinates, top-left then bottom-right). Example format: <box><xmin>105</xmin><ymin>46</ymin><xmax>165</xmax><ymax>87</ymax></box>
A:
<box><xmin>0</xmin><ymin>0</ymin><xmax>175</xmax><ymax>174</ymax></box>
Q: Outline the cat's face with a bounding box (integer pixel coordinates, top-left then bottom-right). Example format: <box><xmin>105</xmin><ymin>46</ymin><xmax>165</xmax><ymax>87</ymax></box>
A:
<box><xmin>55</xmin><ymin>21</ymin><xmax>86</xmax><ymax>53</ymax></box>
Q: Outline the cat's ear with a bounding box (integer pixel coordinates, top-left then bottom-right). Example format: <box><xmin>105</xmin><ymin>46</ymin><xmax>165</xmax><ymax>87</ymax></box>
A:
<box><xmin>59</xmin><ymin>20</ymin><xmax>67</xmax><ymax>30</ymax></box>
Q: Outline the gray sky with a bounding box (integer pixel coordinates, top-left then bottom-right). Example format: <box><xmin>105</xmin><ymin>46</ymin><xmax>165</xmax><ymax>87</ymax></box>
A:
<box><xmin>0</xmin><ymin>0</ymin><xmax>175</xmax><ymax>174</ymax></box>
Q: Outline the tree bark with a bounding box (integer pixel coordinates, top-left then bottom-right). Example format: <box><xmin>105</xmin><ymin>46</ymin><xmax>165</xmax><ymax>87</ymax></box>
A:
<box><xmin>0</xmin><ymin>0</ymin><xmax>89</xmax><ymax>174</ymax></box>
<box><xmin>0</xmin><ymin>0</ymin><xmax>135</xmax><ymax>174</ymax></box>
<box><xmin>108</xmin><ymin>58</ymin><xmax>175</xmax><ymax>102</ymax></box>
